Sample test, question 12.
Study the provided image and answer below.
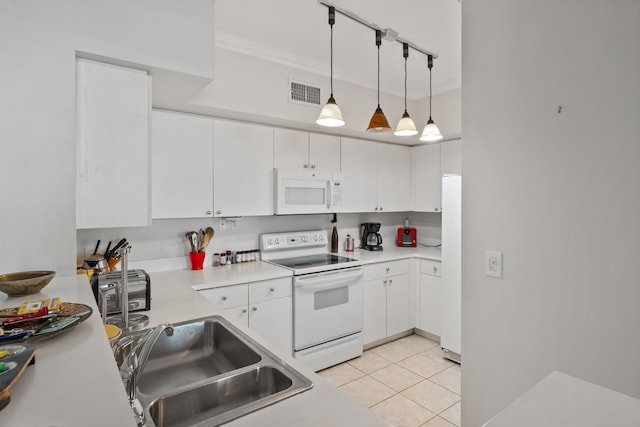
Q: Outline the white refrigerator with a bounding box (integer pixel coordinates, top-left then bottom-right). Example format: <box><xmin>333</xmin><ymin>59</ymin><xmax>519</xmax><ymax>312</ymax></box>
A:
<box><xmin>441</xmin><ymin>175</ymin><xmax>462</xmax><ymax>363</ymax></box>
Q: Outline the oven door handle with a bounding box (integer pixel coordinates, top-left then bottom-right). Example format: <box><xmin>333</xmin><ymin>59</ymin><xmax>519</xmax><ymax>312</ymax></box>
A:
<box><xmin>295</xmin><ymin>268</ymin><xmax>363</xmax><ymax>291</ymax></box>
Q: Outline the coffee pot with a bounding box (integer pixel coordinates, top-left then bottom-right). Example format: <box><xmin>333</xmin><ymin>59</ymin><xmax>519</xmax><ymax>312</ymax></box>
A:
<box><xmin>361</xmin><ymin>223</ymin><xmax>383</xmax><ymax>251</ymax></box>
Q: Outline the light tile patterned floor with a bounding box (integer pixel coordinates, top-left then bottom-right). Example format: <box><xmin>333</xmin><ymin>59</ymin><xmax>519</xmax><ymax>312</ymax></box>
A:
<box><xmin>318</xmin><ymin>335</ymin><xmax>461</xmax><ymax>427</ymax></box>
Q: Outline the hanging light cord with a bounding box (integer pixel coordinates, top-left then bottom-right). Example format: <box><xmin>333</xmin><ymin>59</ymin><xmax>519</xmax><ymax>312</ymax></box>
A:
<box><xmin>403</xmin><ymin>43</ymin><xmax>409</xmax><ymax>113</ymax></box>
<box><xmin>328</xmin><ymin>6</ymin><xmax>336</xmax><ymax>98</ymax></box>
<box><xmin>376</xmin><ymin>30</ymin><xmax>382</xmax><ymax>107</ymax></box>
<box><xmin>428</xmin><ymin>55</ymin><xmax>433</xmax><ymax>118</ymax></box>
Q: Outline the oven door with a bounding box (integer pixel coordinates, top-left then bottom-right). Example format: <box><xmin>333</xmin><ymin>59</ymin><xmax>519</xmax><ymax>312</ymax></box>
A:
<box><xmin>293</xmin><ymin>267</ymin><xmax>363</xmax><ymax>351</ymax></box>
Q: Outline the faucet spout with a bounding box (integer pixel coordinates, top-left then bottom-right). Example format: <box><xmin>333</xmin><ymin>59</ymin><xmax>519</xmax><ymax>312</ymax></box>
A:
<box><xmin>124</xmin><ymin>322</ymin><xmax>174</xmax><ymax>425</ymax></box>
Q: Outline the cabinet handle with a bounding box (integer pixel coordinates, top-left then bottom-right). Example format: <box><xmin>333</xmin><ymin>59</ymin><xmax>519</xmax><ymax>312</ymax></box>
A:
<box><xmin>379</xmin><ymin>207</ymin><xmax>383</xmax><ymax>211</ymax></box>
<box><xmin>383</xmin><ymin>279</ymin><xmax>387</xmax><ymax>286</ymax></box>
<box><xmin>241</xmin><ymin>308</ymin><xmax>247</xmax><ymax>313</ymax></box>
<box><xmin>269</xmin><ymin>287</ymin><xmax>275</xmax><ymax>292</ymax></box>
<box><xmin>386</xmin><ymin>267</ymin><xmax>390</xmax><ymax>273</ymax></box>
<box><xmin>434</xmin><ymin>267</ymin><xmax>438</xmax><ymax>274</ymax></box>
<box><xmin>311</xmin><ymin>164</ymin><xmax>316</xmax><ymax>169</ymax></box>
<box><xmin>435</xmin><ymin>207</ymin><xmax>439</xmax><ymax>211</ymax></box>
<box><xmin>374</xmin><ymin>207</ymin><xmax>378</xmax><ymax>211</ymax></box>
<box><xmin>216</xmin><ymin>210</ymin><xmax>222</xmax><ymax>215</ymax></box>
<box><xmin>206</xmin><ymin>210</ymin><xmax>212</xmax><ymax>215</ymax></box>
<box><xmin>304</xmin><ymin>164</ymin><xmax>310</xmax><ymax>169</ymax></box>
<box><xmin>221</xmin><ymin>296</ymin><xmax>227</xmax><ymax>301</ymax></box>
<box><xmin>252</xmin><ymin>307</ymin><xmax>258</xmax><ymax>311</ymax></box>
<box><xmin>388</xmin><ymin>279</ymin><xmax>393</xmax><ymax>285</ymax></box>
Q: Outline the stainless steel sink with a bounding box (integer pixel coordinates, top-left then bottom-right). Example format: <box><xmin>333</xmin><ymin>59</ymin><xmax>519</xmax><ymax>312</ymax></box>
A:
<box><xmin>137</xmin><ymin>319</ymin><xmax>262</xmax><ymax>395</ymax></box>
<box><xmin>113</xmin><ymin>315</ymin><xmax>313</xmax><ymax>427</ymax></box>
<box><xmin>149</xmin><ymin>366</ymin><xmax>295</xmax><ymax>427</ymax></box>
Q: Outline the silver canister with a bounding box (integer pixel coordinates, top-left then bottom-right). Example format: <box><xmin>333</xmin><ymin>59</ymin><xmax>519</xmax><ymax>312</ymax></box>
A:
<box><xmin>345</xmin><ymin>234</ymin><xmax>355</xmax><ymax>252</ymax></box>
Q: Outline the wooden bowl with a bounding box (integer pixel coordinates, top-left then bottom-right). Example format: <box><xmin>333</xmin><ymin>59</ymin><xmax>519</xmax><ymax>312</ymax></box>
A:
<box><xmin>0</xmin><ymin>271</ymin><xmax>56</xmax><ymax>297</ymax></box>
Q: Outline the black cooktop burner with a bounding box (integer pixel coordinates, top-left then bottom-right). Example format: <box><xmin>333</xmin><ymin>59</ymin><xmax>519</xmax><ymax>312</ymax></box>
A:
<box><xmin>270</xmin><ymin>254</ymin><xmax>356</xmax><ymax>269</ymax></box>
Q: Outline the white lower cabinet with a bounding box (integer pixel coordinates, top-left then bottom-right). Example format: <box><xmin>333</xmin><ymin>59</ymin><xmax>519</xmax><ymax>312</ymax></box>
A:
<box><xmin>199</xmin><ymin>277</ymin><xmax>292</xmax><ymax>355</ymax></box>
<box><xmin>362</xmin><ymin>260</ymin><xmax>412</xmax><ymax>346</ymax></box>
<box><xmin>419</xmin><ymin>259</ymin><xmax>442</xmax><ymax>337</ymax></box>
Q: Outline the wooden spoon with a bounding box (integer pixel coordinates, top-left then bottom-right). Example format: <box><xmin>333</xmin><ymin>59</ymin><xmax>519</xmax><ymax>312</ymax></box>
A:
<box><xmin>185</xmin><ymin>231</ymin><xmax>197</xmax><ymax>253</ymax></box>
<box><xmin>203</xmin><ymin>227</ymin><xmax>214</xmax><ymax>251</ymax></box>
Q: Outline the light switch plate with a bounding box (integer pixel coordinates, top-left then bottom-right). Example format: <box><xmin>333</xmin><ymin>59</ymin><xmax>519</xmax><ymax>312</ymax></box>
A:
<box><xmin>485</xmin><ymin>250</ymin><xmax>503</xmax><ymax>278</ymax></box>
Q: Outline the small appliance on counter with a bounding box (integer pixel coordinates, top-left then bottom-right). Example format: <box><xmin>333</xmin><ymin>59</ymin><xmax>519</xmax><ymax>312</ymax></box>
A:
<box><xmin>90</xmin><ymin>269</ymin><xmax>151</xmax><ymax>316</ymax></box>
<box><xmin>397</xmin><ymin>218</ymin><xmax>417</xmax><ymax>247</ymax></box>
<box><xmin>361</xmin><ymin>223</ymin><xmax>383</xmax><ymax>251</ymax></box>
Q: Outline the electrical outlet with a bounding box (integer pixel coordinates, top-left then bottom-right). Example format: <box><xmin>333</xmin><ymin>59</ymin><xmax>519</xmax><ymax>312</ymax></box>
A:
<box><xmin>219</xmin><ymin>218</ymin><xmax>226</xmax><ymax>231</ymax></box>
<box><xmin>485</xmin><ymin>250</ymin><xmax>503</xmax><ymax>278</ymax></box>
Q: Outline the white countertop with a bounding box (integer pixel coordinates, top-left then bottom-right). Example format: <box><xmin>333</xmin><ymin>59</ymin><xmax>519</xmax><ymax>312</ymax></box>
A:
<box><xmin>482</xmin><ymin>371</ymin><xmax>640</xmax><ymax>427</ymax></box>
<box><xmin>0</xmin><ymin>248</ymin><xmax>437</xmax><ymax>426</ymax></box>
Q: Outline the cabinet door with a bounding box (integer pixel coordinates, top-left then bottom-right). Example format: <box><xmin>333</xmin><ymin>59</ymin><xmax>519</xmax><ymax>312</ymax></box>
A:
<box><xmin>213</xmin><ymin>120</ymin><xmax>274</xmax><ymax>217</ymax></box>
<box><xmin>441</xmin><ymin>139</ymin><xmax>462</xmax><ymax>176</ymax></box>
<box><xmin>151</xmin><ymin>111</ymin><xmax>214</xmax><ymax>218</ymax></box>
<box><xmin>363</xmin><ymin>279</ymin><xmax>387</xmax><ymax>345</ymax></box>
<box><xmin>76</xmin><ymin>59</ymin><xmax>150</xmax><ymax>229</ymax></box>
<box><xmin>377</xmin><ymin>144</ymin><xmax>412</xmax><ymax>212</ymax></box>
<box><xmin>249</xmin><ymin>297</ymin><xmax>293</xmax><ymax>355</ymax></box>
<box><xmin>224</xmin><ymin>305</ymin><xmax>249</xmax><ymax>328</ymax></box>
<box><xmin>273</xmin><ymin>128</ymin><xmax>309</xmax><ymax>170</ymax></box>
<box><xmin>419</xmin><ymin>274</ymin><xmax>442</xmax><ymax>336</ymax></box>
<box><xmin>386</xmin><ymin>274</ymin><xmax>411</xmax><ymax>337</ymax></box>
<box><xmin>309</xmin><ymin>133</ymin><xmax>341</xmax><ymax>171</ymax></box>
<box><xmin>340</xmin><ymin>137</ymin><xmax>378</xmax><ymax>213</ymax></box>
<box><xmin>412</xmin><ymin>143</ymin><xmax>441</xmax><ymax>212</ymax></box>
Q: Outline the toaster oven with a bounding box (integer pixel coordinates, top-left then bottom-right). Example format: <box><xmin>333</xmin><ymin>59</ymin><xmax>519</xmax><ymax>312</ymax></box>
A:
<box><xmin>90</xmin><ymin>269</ymin><xmax>151</xmax><ymax>315</ymax></box>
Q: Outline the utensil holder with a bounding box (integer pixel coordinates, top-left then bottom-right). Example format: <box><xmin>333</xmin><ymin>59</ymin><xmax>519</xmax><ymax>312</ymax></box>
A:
<box><xmin>189</xmin><ymin>252</ymin><xmax>206</xmax><ymax>270</ymax></box>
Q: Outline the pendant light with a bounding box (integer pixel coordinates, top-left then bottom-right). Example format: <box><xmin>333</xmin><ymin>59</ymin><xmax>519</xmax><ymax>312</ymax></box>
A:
<box><xmin>367</xmin><ymin>29</ymin><xmax>391</xmax><ymax>133</ymax></box>
<box><xmin>316</xmin><ymin>6</ymin><xmax>345</xmax><ymax>127</ymax></box>
<box><xmin>420</xmin><ymin>54</ymin><xmax>443</xmax><ymax>142</ymax></box>
<box><xmin>394</xmin><ymin>43</ymin><xmax>418</xmax><ymax>136</ymax></box>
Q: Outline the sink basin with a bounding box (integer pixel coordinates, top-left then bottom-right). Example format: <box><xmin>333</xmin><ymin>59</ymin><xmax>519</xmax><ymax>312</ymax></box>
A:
<box><xmin>137</xmin><ymin>319</ymin><xmax>261</xmax><ymax>395</ymax></box>
<box><xmin>149</xmin><ymin>366</ymin><xmax>294</xmax><ymax>427</ymax></box>
<box><xmin>115</xmin><ymin>315</ymin><xmax>313</xmax><ymax>427</ymax></box>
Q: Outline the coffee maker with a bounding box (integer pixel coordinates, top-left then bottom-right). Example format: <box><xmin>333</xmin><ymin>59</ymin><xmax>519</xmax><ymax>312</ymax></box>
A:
<box><xmin>361</xmin><ymin>223</ymin><xmax>383</xmax><ymax>251</ymax></box>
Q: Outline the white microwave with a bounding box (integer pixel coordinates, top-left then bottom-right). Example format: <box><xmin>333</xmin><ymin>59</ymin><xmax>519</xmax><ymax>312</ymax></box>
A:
<box><xmin>274</xmin><ymin>169</ymin><xmax>343</xmax><ymax>215</ymax></box>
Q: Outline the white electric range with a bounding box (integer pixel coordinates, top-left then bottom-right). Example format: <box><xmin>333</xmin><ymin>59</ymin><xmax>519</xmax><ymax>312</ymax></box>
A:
<box><xmin>260</xmin><ymin>230</ymin><xmax>364</xmax><ymax>371</ymax></box>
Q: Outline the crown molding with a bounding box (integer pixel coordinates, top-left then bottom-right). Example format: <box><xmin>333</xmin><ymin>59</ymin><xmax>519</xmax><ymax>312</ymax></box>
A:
<box><xmin>216</xmin><ymin>31</ymin><xmax>387</xmax><ymax>96</ymax></box>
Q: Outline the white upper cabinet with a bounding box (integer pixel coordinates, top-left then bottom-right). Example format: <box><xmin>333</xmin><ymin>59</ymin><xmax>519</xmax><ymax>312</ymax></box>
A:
<box><xmin>412</xmin><ymin>144</ymin><xmax>442</xmax><ymax>212</ymax></box>
<box><xmin>273</xmin><ymin>128</ymin><xmax>340</xmax><ymax>171</ymax></box>
<box><xmin>377</xmin><ymin>143</ymin><xmax>412</xmax><ymax>212</ymax></box>
<box><xmin>76</xmin><ymin>59</ymin><xmax>150</xmax><ymax>229</ymax></box>
<box><xmin>213</xmin><ymin>120</ymin><xmax>274</xmax><ymax>217</ymax></box>
<box><xmin>341</xmin><ymin>138</ymin><xmax>411</xmax><ymax>213</ymax></box>
<box><xmin>151</xmin><ymin>111</ymin><xmax>214</xmax><ymax>219</ymax></box>
<box><xmin>340</xmin><ymin>137</ymin><xmax>378</xmax><ymax>212</ymax></box>
<box><xmin>441</xmin><ymin>139</ymin><xmax>462</xmax><ymax>176</ymax></box>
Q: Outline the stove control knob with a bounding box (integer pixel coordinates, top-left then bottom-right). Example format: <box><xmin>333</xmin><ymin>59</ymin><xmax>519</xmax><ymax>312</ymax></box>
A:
<box><xmin>313</xmin><ymin>235</ymin><xmax>318</xmax><ymax>241</ymax></box>
<box><xmin>319</xmin><ymin>234</ymin><xmax>324</xmax><ymax>241</ymax></box>
<box><xmin>275</xmin><ymin>238</ymin><xmax>280</xmax><ymax>245</ymax></box>
<box><xmin>302</xmin><ymin>236</ymin><xmax>308</xmax><ymax>242</ymax></box>
<box><xmin>267</xmin><ymin>239</ymin><xmax>273</xmax><ymax>246</ymax></box>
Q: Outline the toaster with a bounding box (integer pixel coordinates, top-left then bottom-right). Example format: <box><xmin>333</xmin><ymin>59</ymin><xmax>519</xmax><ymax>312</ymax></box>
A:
<box><xmin>90</xmin><ymin>269</ymin><xmax>151</xmax><ymax>316</ymax></box>
<box><xmin>397</xmin><ymin>227</ymin><xmax>417</xmax><ymax>247</ymax></box>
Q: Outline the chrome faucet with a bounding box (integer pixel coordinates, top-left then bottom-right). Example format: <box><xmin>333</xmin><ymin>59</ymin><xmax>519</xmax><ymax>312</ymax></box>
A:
<box><xmin>121</xmin><ymin>322</ymin><xmax>174</xmax><ymax>425</ymax></box>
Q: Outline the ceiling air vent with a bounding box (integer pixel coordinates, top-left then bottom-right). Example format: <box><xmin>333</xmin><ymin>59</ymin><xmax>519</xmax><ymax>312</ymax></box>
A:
<box><xmin>289</xmin><ymin>80</ymin><xmax>321</xmax><ymax>106</ymax></box>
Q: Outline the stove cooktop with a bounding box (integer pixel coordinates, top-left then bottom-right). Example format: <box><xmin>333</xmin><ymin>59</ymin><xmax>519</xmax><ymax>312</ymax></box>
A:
<box><xmin>269</xmin><ymin>254</ymin><xmax>357</xmax><ymax>270</ymax></box>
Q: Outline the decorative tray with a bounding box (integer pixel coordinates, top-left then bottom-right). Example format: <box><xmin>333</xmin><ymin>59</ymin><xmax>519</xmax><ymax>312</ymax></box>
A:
<box><xmin>0</xmin><ymin>344</ymin><xmax>36</xmax><ymax>410</ymax></box>
<box><xmin>0</xmin><ymin>302</ymin><xmax>93</xmax><ymax>344</ymax></box>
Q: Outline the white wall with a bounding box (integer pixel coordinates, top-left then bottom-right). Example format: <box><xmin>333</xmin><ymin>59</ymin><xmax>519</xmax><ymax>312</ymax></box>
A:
<box><xmin>0</xmin><ymin>0</ymin><xmax>215</xmax><ymax>276</ymax></box>
<box><xmin>153</xmin><ymin>47</ymin><xmax>463</xmax><ymax>144</ymax></box>
<box><xmin>77</xmin><ymin>212</ymin><xmax>443</xmax><ymax>271</ymax></box>
<box><xmin>462</xmin><ymin>1</ymin><xmax>640</xmax><ymax>425</ymax></box>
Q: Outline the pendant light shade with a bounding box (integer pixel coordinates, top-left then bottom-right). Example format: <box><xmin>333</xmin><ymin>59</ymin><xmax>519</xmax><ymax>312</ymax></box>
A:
<box><xmin>394</xmin><ymin>43</ymin><xmax>418</xmax><ymax>136</ymax></box>
<box><xmin>317</xmin><ymin>6</ymin><xmax>345</xmax><ymax>127</ymax></box>
<box><xmin>420</xmin><ymin>55</ymin><xmax>442</xmax><ymax>142</ymax></box>
<box><xmin>367</xmin><ymin>30</ymin><xmax>391</xmax><ymax>133</ymax></box>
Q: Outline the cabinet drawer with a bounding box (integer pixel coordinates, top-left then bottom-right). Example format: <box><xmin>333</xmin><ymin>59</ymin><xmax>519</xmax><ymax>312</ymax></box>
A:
<box><xmin>420</xmin><ymin>259</ymin><xmax>441</xmax><ymax>277</ymax></box>
<box><xmin>249</xmin><ymin>277</ymin><xmax>292</xmax><ymax>304</ymax></box>
<box><xmin>199</xmin><ymin>284</ymin><xmax>248</xmax><ymax>309</ymax></box>
<box><xmin>363</xmin><ymin>259</ymin><xmax>410</xmax><ymax>280</ymax></box>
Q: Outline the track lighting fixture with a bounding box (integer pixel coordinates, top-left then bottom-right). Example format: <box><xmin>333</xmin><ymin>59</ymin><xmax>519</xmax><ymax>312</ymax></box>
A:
<box><xmin>367</xmin><ymin>30</ymin><xmax>391</xmax><ymax>133</ymax></box>
<box><xmin>420</xmin><ymin>55</ymin><xmax>443</xmax><ymax>142</ymax></box>
<box><xmin>394</xmin><ymin>43</ymin><xmax>418</xmax><ymax>136</ymax></box>
<box><xmin>316</xmin><ymin>6</ymin><xmax>345</xmax><ymax>127</ymax></box>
